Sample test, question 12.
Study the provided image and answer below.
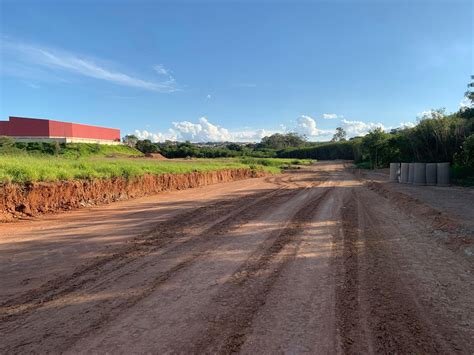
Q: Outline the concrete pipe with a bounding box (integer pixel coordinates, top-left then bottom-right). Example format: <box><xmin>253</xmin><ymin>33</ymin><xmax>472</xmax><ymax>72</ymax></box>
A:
<box><xmin>408</xmin><ymin>163</ymin><xmax>415</xmax><ymax>184</ymax></box>
<box><xmin>437</xmin><ymin>162</ymin><xmax>450</xmax><ymax>186</ymax></box>
<box><xmin>400</xmin><ymin>163</ymin><xmax>409</xmax><ymax>183</ymax></box>
<box><xmin>389</xmin><ymin>163</ymin><xmax>400</xmax><ymax>182</ymax></box>
<box><xmin>413</xmin><ymin>163</ymin><xmax>426</xmax><ymax>185</ymax></box>
<box><xmin>426</xmin><ymin>163</ymin><xmax>437</xmax><ymax>185</ymax></box>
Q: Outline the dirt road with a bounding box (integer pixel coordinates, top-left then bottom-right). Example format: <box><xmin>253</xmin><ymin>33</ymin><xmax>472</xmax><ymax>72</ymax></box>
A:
<box><xmin>1</xmin><ymin>162</ymin><xmax>473</xmax><ymax>353</ymax></box>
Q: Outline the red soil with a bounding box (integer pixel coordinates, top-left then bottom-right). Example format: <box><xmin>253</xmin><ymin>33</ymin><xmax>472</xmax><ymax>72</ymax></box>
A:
<box><xmin>0</xmin><ymin>168</ymin><xmax>265</xmax><ymax>222</ymax></box>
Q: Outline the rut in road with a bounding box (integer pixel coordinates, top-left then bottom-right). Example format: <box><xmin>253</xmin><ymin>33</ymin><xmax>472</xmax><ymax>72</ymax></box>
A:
<box><xmin>0</xmin><ymin>182</ymin><xmax>295</xmax><ymax>316</ymax></box>
<box><xmin>0</xmin><ymin>175</ymin><xmax>329</xmax><ymax>353</ymax></box>
<box><xmin>188</xmin><ymin>187</ymin><xmax>333</xmax><ymax>354</ymax></box>
<box><xmin>336</xmin><ymin>187</ymin><xmax>474</xmax><ymax>354</ymax></box>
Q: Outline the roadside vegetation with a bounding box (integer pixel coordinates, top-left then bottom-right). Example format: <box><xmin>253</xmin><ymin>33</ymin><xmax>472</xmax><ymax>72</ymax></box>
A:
<box><xmin>0</xmin><ymin>140</ymin><xmax>142</xmax><ymax>158</ymax></box>
<box><xmin>123</xmin><ymin>77</ymin><xmax>474</xmax><ymax>185</ymax></box>
<box><xmin>0</xmin><ymin>143</ymin><xmax>311</xmax><ymax>184</ymax></box>
<box><xmin>0</xmin><ymin>156</ymin><xmax>269</xmax><ymax>183</ymax></box>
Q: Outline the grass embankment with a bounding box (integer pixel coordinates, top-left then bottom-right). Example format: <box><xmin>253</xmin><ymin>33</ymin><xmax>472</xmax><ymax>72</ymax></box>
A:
<box><xmin>0</xmin><ymin>154</ymin><xmax>312</xmax><ymax>184</ymax></box>
<box><xmin>2</xmin><ymin>142</ymin><xmax>143</xmax><ymax>158</ymax></box>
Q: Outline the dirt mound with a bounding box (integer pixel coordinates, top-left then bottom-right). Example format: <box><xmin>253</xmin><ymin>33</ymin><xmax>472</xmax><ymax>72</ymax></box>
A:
<box><xmin>0</xmin><ymin>168</ymin><xmax>265</xmax><ymax>222</ymax></box>
<box><xmin>144</xmin><ymin>153</ymin><xmax>167</xmax><ymax>160</ymax></box>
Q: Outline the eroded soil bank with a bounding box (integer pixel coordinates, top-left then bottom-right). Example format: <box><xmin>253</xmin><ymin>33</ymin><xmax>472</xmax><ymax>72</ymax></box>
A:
<box><xmin>0</xmin><ymin>168</ymin><xmax>265</xmax><ymax>222</ymax></box>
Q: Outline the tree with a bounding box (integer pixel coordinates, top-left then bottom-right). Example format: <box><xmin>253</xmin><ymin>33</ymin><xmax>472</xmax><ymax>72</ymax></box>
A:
<box><xmin>122</xmin><ymin>134</ymin><xmax>138</xmax><ymax>147</ymax></box>
<box><xmin>455</xmin><ymin>133</ymin><xmax>474</xmax><ymax>168</ymax></box>
<box><xmin>226</xmin><ymin>143</ymin><xmax>242</xmax><ymax>151</ymax></box>
<box><xmin>361</xmin><ymin>128</ymin><xmax>395</xmax><ymax>168</ymax></box>
<box><xmin>258</xmin><ymin>132</ymin><xmax>307</xmax><ymax>150</ymax></box>
<box><xmin>136</xmin><ymin>139</ymin><xmax>159</xmax><ymax>154</ymax></box>
<box><xmin>418</xmin><ymin>108</ymin><xmax>446</xmax><ymax>121</ymax></box>
<box><xmin>331</xmin><ymin>127</ymin><xmax>347</xmax><ymax>142</ymax></box>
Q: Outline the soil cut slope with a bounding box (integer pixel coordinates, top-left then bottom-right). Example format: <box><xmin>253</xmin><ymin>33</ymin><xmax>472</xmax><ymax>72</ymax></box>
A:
<box><xmin>0</xmin><ymin>168</ymin><xmax>264</xmax><ymax>222</ymax></box>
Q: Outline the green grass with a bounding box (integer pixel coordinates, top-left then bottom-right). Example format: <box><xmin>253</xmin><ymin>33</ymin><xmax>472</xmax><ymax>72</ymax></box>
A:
<box><xmin>59</xmin><ymin>143</ymin><xmax>143</xmax><ymax>158</ymax></box>
<box><xmin>238</xmin><ymin>157</ymin><xmax>313</xmax><ymax>167</ymax></box>
<box><xmin>7</xmin><ymin>142</ymin><xmax>143</xmax><ymax>158</ymax></box>
<box><xmin>0</xmin><ymin>156</ymin><xmax>303</xmax><ymax>183</ymax></box>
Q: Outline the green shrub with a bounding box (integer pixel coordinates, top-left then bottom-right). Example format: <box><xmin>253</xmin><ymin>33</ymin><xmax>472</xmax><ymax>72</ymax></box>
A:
<box><xmin>278</xmin><ymin>141</ymin><xmax>356</xmax><ymax>160</ymax></box>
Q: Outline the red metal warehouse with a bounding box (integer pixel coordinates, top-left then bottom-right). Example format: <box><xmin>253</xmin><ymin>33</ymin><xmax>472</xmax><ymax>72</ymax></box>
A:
<box><xmin>0</xmin><ymin>116</ymin><xmax>121</xmax><ymax>144</ymax></box>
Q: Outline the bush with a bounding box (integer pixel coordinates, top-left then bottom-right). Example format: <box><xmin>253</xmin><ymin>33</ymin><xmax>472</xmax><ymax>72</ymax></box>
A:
<box><xmin>277</xmin><ymin>141</ymin><xmax>356</xmax><ymax>160</ymax></box>
<box><xmin>455</xmin><ymin>133</ymin><xmax>474</xmax><ymax>168</ymax></box>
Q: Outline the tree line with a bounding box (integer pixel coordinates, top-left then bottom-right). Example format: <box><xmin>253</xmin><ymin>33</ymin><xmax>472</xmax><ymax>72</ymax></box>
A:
<box><xmin>123</xmin><ymin>76</ymin><xmax>474</xmax><ymax>183</ymax></box>
<box><xmin>123</xmin><ymin>105</ymin><xmax>473</xmax><ymax>182</ymax></box>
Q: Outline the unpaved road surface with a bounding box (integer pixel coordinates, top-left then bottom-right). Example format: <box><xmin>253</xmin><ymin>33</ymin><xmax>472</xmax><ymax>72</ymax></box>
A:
<box><xmin>1</xmin><ymin>162</ymin><xmax>473</xmax><ymax>353</ymax></box>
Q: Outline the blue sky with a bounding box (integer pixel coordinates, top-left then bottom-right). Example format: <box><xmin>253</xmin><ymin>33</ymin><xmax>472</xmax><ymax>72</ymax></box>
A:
<box><xmin>0</xmin><ymin>0</ymin><xmax>472</xmax><ymax>142</ymax></box>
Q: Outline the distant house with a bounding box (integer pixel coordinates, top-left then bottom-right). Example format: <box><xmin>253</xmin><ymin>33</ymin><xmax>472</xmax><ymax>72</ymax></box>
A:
<box><xmin>0</xmin><ymin>116</ymin><xmax>121</xmax><ymax>145</ymax></box>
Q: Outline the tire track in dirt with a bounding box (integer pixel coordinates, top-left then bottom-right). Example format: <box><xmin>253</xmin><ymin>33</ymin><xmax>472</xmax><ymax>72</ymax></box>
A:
<box><xmin>1</xmin><ymin>195</ymin><xmax>292</xmax><ymax>351</ymax></box>
<box><xmin>5</xmin><ymin>162</ymin><xmax>470</xmax><ymax>354</ymax></box>
<box><xmin>187</xmin><ymin>186</ymin><xmax>334</xmax><ymax>354</ymax></box>
<box><xmin>336</xmin><ymin>186</ymin><xmax>460</xmax><ymax>354</ymax></box>
<box><xmin>334</xmin><ymin>189</ymin><xmax>369</xmax><ymax>354</ymax></box>
<box><xmin>1</xmin><ymin>191</ymin><xmax>290</xmax><ymax>316</ymax></box>
<box><xmin>1</xmin><ymin>174</ymin><xmax>329</xmax><ymax>353</ymax></box>
<box><xmin>0</xmin><ymin>181</ymin><xmax>295</xmax><ymax>318</ymax></box>
<box><xmin>358</xmin><ymin>188</ymin><xmax>473</xmax><ymax>354</ymax></box>
<box><xmin>365</xmin><ymin>180</ymin><xmax>473</xmax><ymax>257</ymax></box>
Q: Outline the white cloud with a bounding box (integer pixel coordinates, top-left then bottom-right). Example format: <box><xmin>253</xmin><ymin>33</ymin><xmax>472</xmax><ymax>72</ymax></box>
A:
<box><xmin>295</xmin><ymin>115</ymin><xmax>335</xmax><ymax>138</ymax></box>
<box><xmin>232</xmin><ymin>129</ymin><xmax>275</xmax><ymax>141</ymax></box>
<box><xmin>152</xmin><ymin>64</ymin><xmax>176</xmax><ymax>88</ymax></box>
<box><xmin>153</xmin><ymin>64</ymin><xmax>169</xmax><ymax>76</ymax></box>
<box><xmin>133</xmin><ymin>118</ymin><xmax>278</xmax><ymax>143</ymax></box>
<box><xmin>417</xmin><ymin>109</ymin><xmax>445</xmax><ymax>120</ymax></box>
<box><xmin>172</xmin><ymin>117</ymin><xmax>232</xmax><ymax>142</ymax></box>
<box><xmin>399</xmin><ymin>121</ymin><xmax>416</xmax><ymax>129</ymax></box>
<box><xmin>206</xmin><ymin>94</ymin><xmax>212</xmax><ymax>100</ymax></box>
<box><xmin>296</xmin><ymin>115</ymin><xmax>318</xmax><ymax>136</ymax></box>
<box><xmin>135</xmin><ymin>115</ymin><xmax>338</xmax><ymax>143</ymax></box>
<box><xmin>134</xmin><ymin>129</ymin><xmax>176</xmax><ymax>142</ymax></box>
<box><xmin>322</xmin><ymin>113</ymin><xmax>338</xmax><ymax>119</ymax></box>
<box><xmin>341</xmin><ymin>119</ymin><xmax>385</xmax><ymax>137</ymax></box>
<box><xmin>2</xmin><ymin>38</ymin><xmax>178</xmax><ymax>92</ymax></box>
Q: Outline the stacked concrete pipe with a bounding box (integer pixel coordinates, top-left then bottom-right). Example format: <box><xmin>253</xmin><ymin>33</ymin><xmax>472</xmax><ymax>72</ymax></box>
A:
<box><xmin>389</xmin><ymin>163</ymin><xmax>400</xmax><ymax>182</ymax></box>
<box><xmin>400</xmin><ymin>163</ymin><xmax>409</xmax><ymax>183</ymax></box>
<box><xmin>437</xmin><ymin>162</ymin><xmax>450</xmax><ymax>186</ymax></box>
<box><xmin>413</xmin><ymin>163</ymin><xmax>426</xmax><ymax>185</ymax></box>
<box><xmin>391</xmin><ymin>162</ymin><xmax>449</xmax><ymax>186</ymax></box>
<box><xmin>426</xmin><ymin>163</ymin><xmax>437</xmax><ymax>185</ymax></box>
<box><xmin>408</xmin><ymin>163</ymin><xmax>415</xmax><ymax>184</ymax></box>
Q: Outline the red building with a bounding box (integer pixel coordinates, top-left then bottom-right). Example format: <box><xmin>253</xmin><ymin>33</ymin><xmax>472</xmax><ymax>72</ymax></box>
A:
<box><xmin>0</xmin><ymin>116</ymin><xmax>121</xmax><ymax>145</ymax></box>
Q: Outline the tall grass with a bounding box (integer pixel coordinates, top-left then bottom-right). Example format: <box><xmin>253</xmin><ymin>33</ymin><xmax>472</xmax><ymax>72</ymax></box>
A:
<box><xmin>0</xmin><ymin>156</ymin><xmax>287</xmax><ymax>183</ymax></box>
<box><xmin>7</xmin><ymin>142</ymin><xmax>143</xmax><ymax>158</ymax></box>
